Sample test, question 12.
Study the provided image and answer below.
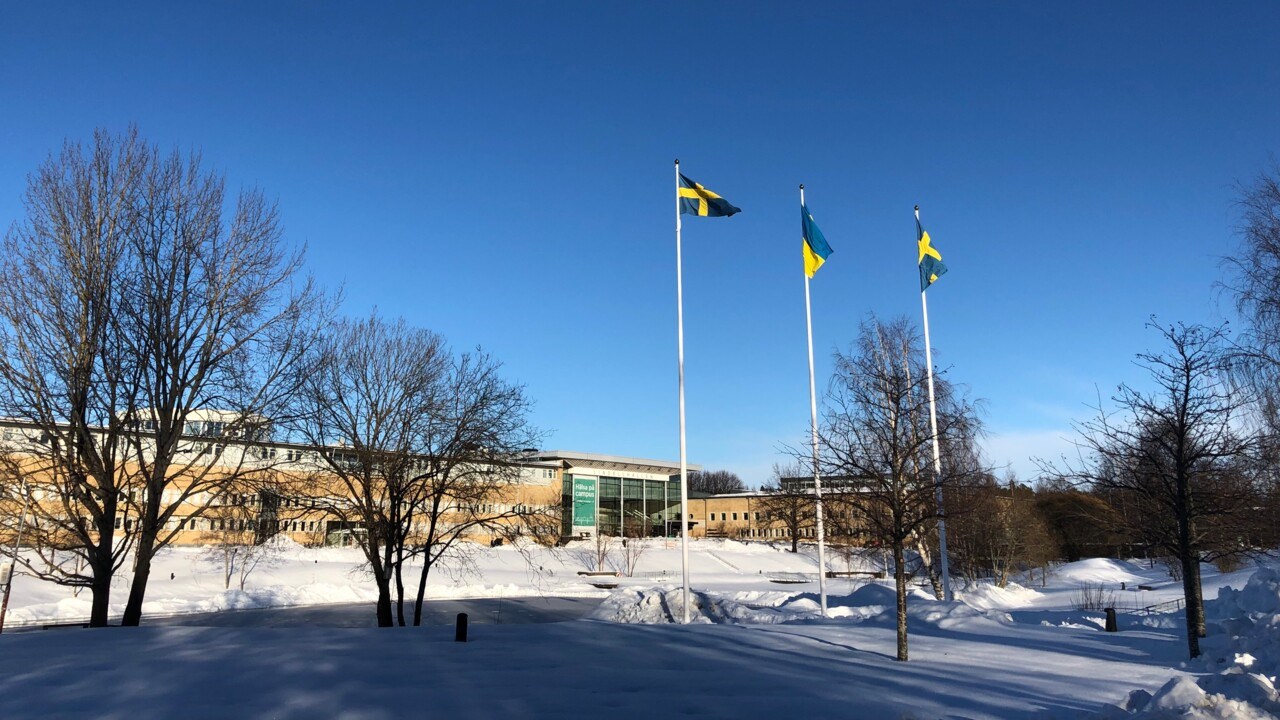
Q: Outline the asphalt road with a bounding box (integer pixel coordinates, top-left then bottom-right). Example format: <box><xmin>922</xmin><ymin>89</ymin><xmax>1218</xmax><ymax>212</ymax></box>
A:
<box><xmin>144</xmin><ymin>596</ymin><xmax>604</xmax><ymax>628</ymax></box>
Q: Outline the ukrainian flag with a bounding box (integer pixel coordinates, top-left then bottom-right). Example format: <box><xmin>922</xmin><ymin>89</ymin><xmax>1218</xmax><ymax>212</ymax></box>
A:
<box><xmin>802</xmin><ymin>204</ymin><xmax>832</xmax><ymax>278</ymax></box>
<box><xmin>917</xmin><ymin>214</ymin><xmax>947</xmax><ymax>291</ymax></box>
<box><xmin>678</xmin><ymin>174</ymin><xmax>741</xmax><ymax>217</ymax></box>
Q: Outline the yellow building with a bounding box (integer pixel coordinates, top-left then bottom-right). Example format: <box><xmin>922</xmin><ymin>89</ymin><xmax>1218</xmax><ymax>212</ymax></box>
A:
<box><xmin>2</xmin><ymin>416</ymin><xmax>842</xmax><ymax>549</ymax></box>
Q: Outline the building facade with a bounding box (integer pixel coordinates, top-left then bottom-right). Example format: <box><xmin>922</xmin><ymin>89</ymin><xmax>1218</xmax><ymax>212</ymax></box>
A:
<box><xmin>1</xmin><ymin>417</ymin><xmax>838</xmax><ymax>548</ymax></box>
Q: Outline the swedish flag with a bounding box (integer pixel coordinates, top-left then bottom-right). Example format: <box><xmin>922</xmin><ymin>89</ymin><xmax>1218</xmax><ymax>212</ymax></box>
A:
<box><xmin>917</xmin><ymin>212</ymin><xmax>947</xmax><ymax>291</ymax></box>
<box><xmin>678</xmin><ymin>173</ymin><xmax>741</xmax><ymax>217</ymax></box>
<box><xmin>802</xmin><ymin>204</ymin><xmax>832</xmax><ymax>278</ymax></box>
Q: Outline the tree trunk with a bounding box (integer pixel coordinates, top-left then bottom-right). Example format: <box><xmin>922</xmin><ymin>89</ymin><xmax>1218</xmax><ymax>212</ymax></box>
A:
<box><xmin>87</xmin><ymin>528</ymin><xmax>116</xmax><ymax>627</ymax></box>
<box><xmin>122</xmin><ymin>525</ymin><xmax>159</xmax><ymax>626</ymax></box>
<box><xmin>913</xmin><ymin>535</ymin><xmax>944</xmax><ymax>600</ymax></box>
<box><xmin>894</xmin><ymin>539</ymin><xmax>909</xmax><ymax>661</ymax></box>
<box><xmin>1191</xmin><ymin>555</ymin><xmax>1206</xmax><ymax>639</ymax></box>
<box><xmin>1175</xmin><ymin>469</ymin><xmax>1203</xmax><ymax>658</ymax></box>
<box><xmin>1176</xmin><ymin>521</ymin><xmax>1201</xmax><ymax>658</ymax></box>
<box><xmin>412</xmin><ymin>557</ymin><xmax>433</xmax><ymax>626</ymax></box>
<box><xmin>88</xmin><ymin>562</ymin><xmax>113</xmax><ymax>628</ymax></box>
<box><xmin>393</xmin><ymin>552</ymin><xmax>406</xmax><ymax>627</ymax></box>
<box><xmin>374</xmin><ymin>570</ymin><xmax>394</xmax><ymax>627</ymax></box>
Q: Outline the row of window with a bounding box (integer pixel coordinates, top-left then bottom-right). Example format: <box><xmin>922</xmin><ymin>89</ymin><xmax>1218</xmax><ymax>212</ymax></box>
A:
<box><xmin>158</xmin><ymin>517</ymin><xmax>326</xmax><ymax>533</ymax></box>
<box><xmin>0</xmin><ymin>427</ymin><xmax>562</xmax><ymax>480</ymax></box>
<box><xmin>701</xmin><ymin>510</ymin><xmax>857</xmax><ymax>524</ymax></box>
<box><xmin>705</xmin><ymin>511</ymin><xmax>761</xmax><ymax>522</ymax></box>
<box><xmin>467</xmin><ymin>503</ymin><xmax>547</xmax><ymax>515</ymax></box>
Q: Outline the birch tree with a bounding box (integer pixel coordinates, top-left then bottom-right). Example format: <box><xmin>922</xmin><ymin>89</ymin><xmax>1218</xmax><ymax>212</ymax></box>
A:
<box><xmin>819</xmin><ymin>317</ymin><xmax>983</xmax><ymax>661</ymax></box>
<box><xmin>1044</xmin><ymin>322</ymin><xmax>1256</xmax><ymax>658</ymax></box>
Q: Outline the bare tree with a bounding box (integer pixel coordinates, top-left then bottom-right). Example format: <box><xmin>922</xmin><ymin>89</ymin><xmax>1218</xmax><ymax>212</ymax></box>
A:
<box><xmin>199</xmin><ymin>526</ymin><xmax>284</xmax><ymax>592</ymax></box>
<box><xmin>406</xmin><ymin>348</ymin><xmax>542</xmax><ymax>626</ymax></box>
<box><xmin>197</xmin><ymin>485</ymin><xmax>298</xmax><ymax>590</ymax></box>
<box><xmin>0</xmin><ymin>129</ymin><xmax>147</xmax><ymax>626</ymax></box>
<box><xmin>755</xmin><ymin>463</ymin><xmax>813</xmax><ymax>553</ymax></box>
<box><xmin>689</xmin><ymin>469</ymin><xmax>746</xmax><ymax>495</ymax></box>
<box><xmin>1042</xmin><ymin>322</ymin><xmax>1257</xmax><ymax>658</ymax></box>
<box><xmin>819</xmin><ymin>317</ymin><xmax>983</xmax><ymax>661</ymax></box>
<box><xmin>946</xmin><ymin>475</ymin><xmax>1058</xmax><ymax>587</ymax></box>
<box><xmin>1224</xmin><ymin>166</ymin><xmax>1280</xmax><ymax>435</ymax></box>
<box><xmin>293</xmin><ymin>315</ymin><xmax>542</xmax><ymax>627</ymax></box>
<box><xmin>117</xmin><ymin>140</ymin><xmax>323</xmax><ymax>626</ymax></box>
<box><xmin>620</xmin><ymin>526</ymin><xmax>649</xmax><ymax>576</ymax></box>
<box><xmin>292</xmin><ymin>314</ymin><xmax>449</xmax><ymax>627</ymax></box>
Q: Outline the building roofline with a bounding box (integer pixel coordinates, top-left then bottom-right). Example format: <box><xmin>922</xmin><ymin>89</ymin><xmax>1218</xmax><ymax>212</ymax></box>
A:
<box><xmin>534</xmin><ymin>450</ymin><xmax>701</xmax><ymax>474</ymax></box>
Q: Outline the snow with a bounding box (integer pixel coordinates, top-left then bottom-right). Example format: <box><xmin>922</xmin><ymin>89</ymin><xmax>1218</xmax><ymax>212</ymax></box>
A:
<box><xmin>1</xmin><ymin>539</ymin><xmax>1277</xmax><ymax>719</ymax></box>
<box><xmin>1091</xmin><ymin>564</ymin><xmax>1280</xmax><ymax>719</ymax></box>
<box><xmin>956</xmin><ymin>579</ymin><xmax>1041</xmax><ymax>611</ymax></box>
<box><xmin>1054</xmin><ymin>558</ymin><xmax>1154</xmax><ymax>586</ymax></box>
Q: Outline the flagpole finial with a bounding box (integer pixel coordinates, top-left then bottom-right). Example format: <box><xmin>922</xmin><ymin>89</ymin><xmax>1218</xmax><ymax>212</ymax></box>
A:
<box><xmin>914</xmin><ymin>205</ymin><xmax>920</xmax><ymax>211</ymax></box>
<box><xmin>799</xmin><ymin>183</ymin><xmax>804</xmax><ymax>190</ymax></box>
<box><xmin>674</xmin><ymin>158</ymin><xmax>680</xmax><ymax>166</ymax></box>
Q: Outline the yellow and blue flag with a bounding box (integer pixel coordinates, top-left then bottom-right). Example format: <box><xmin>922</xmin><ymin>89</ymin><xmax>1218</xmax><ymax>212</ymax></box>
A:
<box><xmin>678</xmin><ymin>173</ymin><xmax>741</xmax><ymax>217</ymax></box>
<box><xmin>802</xmin><ymin>204</ymin><xmax>832</xmax><ymax>278</ymax></box>
<box><xmin>917</xmin><ymin>212</ymin><xmax>947</xmax><ymax>291</ymax></box>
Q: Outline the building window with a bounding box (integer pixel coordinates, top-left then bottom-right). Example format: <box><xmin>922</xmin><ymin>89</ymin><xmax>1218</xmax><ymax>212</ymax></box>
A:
<box><xmin>732</xmin><ymin>513</ymin><xmax>738</xmax><ymax>521</ymax></box>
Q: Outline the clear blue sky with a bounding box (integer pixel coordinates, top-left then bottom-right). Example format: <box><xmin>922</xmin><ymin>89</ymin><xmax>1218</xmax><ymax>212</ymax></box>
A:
<box><xmin>3</xmin><ymin>2</ymin><xmax>1277</xmax><ymax>486</ymax></box>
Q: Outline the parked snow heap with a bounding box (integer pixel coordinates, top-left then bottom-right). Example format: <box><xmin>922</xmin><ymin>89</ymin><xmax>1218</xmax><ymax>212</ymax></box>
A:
<box><xmin>1098</xmin><ymin>566</ymin><xmax>1280</xmax><ymax>719</ymax></box>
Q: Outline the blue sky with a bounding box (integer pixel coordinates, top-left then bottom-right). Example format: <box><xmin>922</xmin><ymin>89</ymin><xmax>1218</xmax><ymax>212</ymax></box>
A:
<box><xmin>2</xmin><ymin>2</ymin><xmax>1277</xmax><ymax>485</ymax></box>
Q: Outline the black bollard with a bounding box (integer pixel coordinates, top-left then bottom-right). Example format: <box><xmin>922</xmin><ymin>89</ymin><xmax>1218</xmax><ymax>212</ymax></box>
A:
<box><xmin>455</xmin><ymin>612</ymin><xmax>469</xmax><ymax>642</ymax></box>
<box><xmin>1104</xmin><ymin>607</ymin><xmax>1117</xmax><ymax>632</ymax></box>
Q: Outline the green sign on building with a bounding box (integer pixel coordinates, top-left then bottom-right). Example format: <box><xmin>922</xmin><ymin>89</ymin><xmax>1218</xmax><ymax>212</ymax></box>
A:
<box><xmin>572</xmin><ymin>477</ymin><xmax>596</xmax><ymax>528</ymax></box>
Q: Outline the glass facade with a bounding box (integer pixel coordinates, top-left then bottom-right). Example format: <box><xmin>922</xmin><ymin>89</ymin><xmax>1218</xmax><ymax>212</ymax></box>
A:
<box><xmin>562</xmin><ymin>474</ymin><xmax>683</xmax><ymax>538</ymax></box>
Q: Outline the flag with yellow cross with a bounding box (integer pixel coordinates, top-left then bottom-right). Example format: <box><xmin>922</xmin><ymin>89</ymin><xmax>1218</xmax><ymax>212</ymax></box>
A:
<box><xmin>916</xmin><ymin>207</ymin><xmax>948</xmax><ymax>291</ymax></box>
<box><xmin>678</xmin><ymin>173</ymin><xmax>741</xmax><ymax>217</ymax></box>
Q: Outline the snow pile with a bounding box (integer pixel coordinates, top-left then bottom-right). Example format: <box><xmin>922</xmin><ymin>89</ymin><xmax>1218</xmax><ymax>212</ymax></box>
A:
<box><xmin>1098</xmin><ymin>675</ymin><xmax>1277</xmax><ymax>720</ymax></box>
<box><xmin>720</xmin><ymin>589</ymin><xmax>807</xmax><ymax>608</ymax></box>
<box><xmin>591</xmin><ymin>580</ymin><xmax>1014</xmax><ymax>631</ymax></box>
<box><xmin>912</xmin><ymin>597</ymin><xmax>1012</xmax><ymax>629</ymax></box>
<box><xmin>589</xmin><ymin>587</ymin><xmax>790</xmax><ymax>624</ymax></box>
<box><xmin>1055</xmin><ymin>558</ymin><xmax>1150</xmax><ymax>586</ymax></box>
<box><xmin>958</xmin><ymin>580</ymin><xmax>1040</xmax><ymax>610</ymax></box>
<box><xmin>1095</xmin><ymin>566</ymin><xmax>1280</xmax><ymax>719</ymax></box>
<box><xmin>1203</xmin><ymin>567</ymin><xmax>1280</xmax><ymax>674</ymax></box>
<box><xmin>822</xmin><ymin>582</ymin><xmax>897</xmax><ymax>622</ymax></box>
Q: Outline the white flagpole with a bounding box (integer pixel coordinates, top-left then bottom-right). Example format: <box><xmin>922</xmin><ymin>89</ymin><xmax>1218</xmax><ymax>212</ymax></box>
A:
<box><xmin>675</xmin><ymin>159</ymin><xmax>692</xmax><ymax>624</ymax></box>
<box><xmin>801</xmin><ymin>185</ymin><xmax>828</xmax><ymax>616</ymax></box>
<box><xmin>916</xmin><ymin>204</ymin><xmax>953</xmax><ymax>603</ymax></box>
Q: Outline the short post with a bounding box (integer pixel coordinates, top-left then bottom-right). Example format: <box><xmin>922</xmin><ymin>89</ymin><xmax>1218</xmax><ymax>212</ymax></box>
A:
<box><xmin>1104</xmin><ymin>607</ymin><xmax>1117</xmax><ymax>632</ymax></box>
<box><xmin>455</xmin><ymin>612</ymin><xmax>468</xmax><ymax>642</ymax></box>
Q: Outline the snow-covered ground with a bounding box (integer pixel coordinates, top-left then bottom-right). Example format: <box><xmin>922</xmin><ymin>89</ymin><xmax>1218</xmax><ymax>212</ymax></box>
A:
<box><xmin>1</xmin><ymin>539</ymin><xmax>1276</xmax><ymax>719</ymax></box>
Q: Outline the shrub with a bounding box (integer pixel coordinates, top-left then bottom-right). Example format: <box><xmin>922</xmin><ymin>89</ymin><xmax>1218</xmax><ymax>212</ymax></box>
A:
<box><xmin>1073</xmin><ymin>582</ymin><xmax>1117</xmax><ymax>611</ymax></box>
